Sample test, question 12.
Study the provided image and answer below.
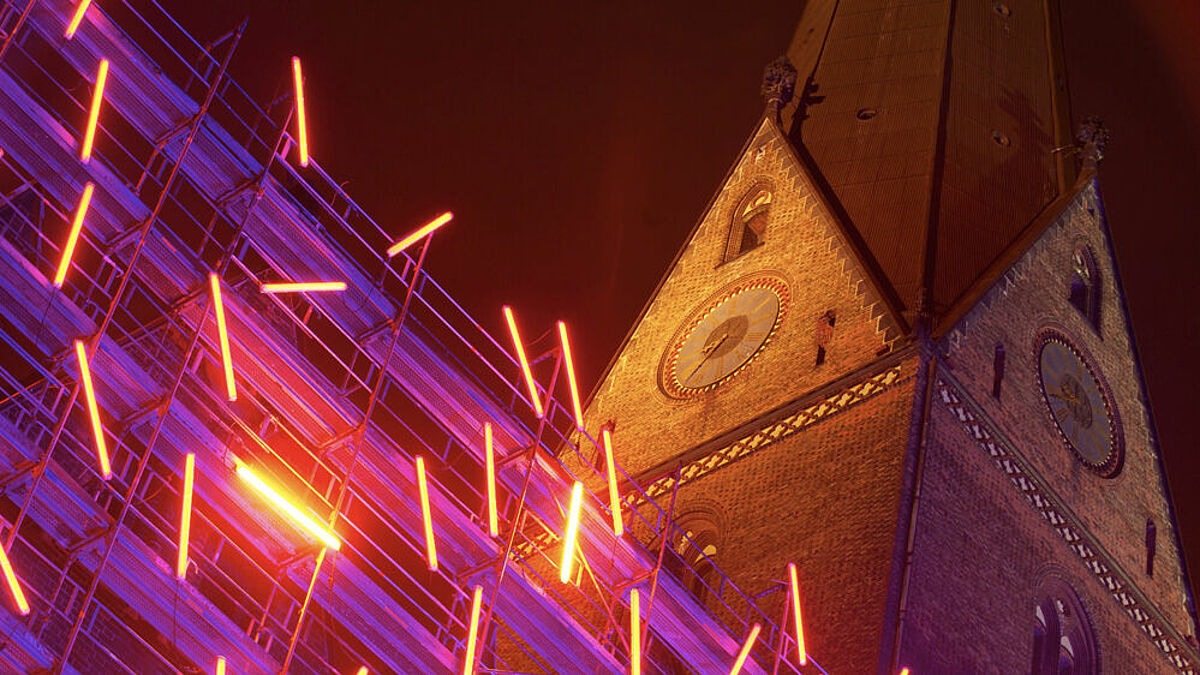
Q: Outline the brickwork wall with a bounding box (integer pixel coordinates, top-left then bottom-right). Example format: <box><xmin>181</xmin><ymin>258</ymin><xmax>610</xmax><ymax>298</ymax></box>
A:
<box><xmin>584</xmin><ymin>116</ymin><xmax>902</xmax><ymax>479</ymax></box>
<box><xmin>901</xmin><ymin>178</ymin><xmax>1196</xmax><ymax>671</ymax></box>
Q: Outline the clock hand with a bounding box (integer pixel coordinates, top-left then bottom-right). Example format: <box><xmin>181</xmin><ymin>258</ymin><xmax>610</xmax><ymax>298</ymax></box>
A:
<box><xmin>687</xmin><ymin>333</ymin><xmax>729</xmax><ymax>382</ymax></box>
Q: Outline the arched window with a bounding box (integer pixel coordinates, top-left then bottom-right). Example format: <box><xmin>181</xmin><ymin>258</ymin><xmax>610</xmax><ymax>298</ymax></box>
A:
<box><xmin>1068</xmin><ymin>246</ymin><xmax>1101</xmax><ymax>330</ymax></box>
<box><xmin>725</xmin><ymin>187</ymin><xmax>772</xmax><ymax>261</ymax></box>
<box><xmin>1031</xmin><ymin>580</ymin><xmax>1098</xmax><ymax>674</ymax></box>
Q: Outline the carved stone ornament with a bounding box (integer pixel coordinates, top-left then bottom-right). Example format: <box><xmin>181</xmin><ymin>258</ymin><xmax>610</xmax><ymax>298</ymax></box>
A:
<box><xmin>1075</xmin><ymin>115</ymin><xmax>1111</xmax><ymax>166</ymax></box>
<box><xmin>761</xmin><ymin>56</ymin><xmax>797</xmax><ymax>112</ymax></box>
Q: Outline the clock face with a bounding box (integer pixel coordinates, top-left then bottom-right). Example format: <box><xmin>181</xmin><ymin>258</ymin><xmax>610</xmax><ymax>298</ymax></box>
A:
<box><xmin>661</xmin><ymin>276</ymin><xmax>789</xmax><ymax>398</ymax></box>
<box><xmin>1036</xmin><ymin>331</ymin><xmax>1123</xmax><ymax>477</ymax></box>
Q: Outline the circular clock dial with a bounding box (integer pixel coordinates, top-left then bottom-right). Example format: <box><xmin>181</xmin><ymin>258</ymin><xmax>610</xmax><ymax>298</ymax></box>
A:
<box><xmin>1036</xmin><ymin>331</ymin><xmax>1122</xmax><ymax>476</ymax></box>
<box><xmin>662</xmin><ymin>277</ymin><xmax>788</xmax><ymax>397</ymax></box>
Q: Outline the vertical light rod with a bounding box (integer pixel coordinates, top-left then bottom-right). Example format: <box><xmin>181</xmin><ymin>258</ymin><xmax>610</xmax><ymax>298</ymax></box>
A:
<box><xmin>291</xmin><ymin>56</ymin><xmax>309</xmax><ymax>167</ymax></box>
<box><xmin>214</xmin><ymin>656</ymin><xmax>226</xmax><ymax>675</ymax></box>
<box><xmin>355</xmin><ymin>668</ymin><xmax>368</xmax><ymax>675</ymax></box>
<box><xmin>80</xmin><ymin>58</ymin><xmax>108</xmax><ymax>163</ymax></box>
<box><xmin>386</xmin><ymin>211</ymin><xmax>454</xmax><ymax>257</ymax></box>
<box><xmin>729</xmin><ymin>623</ymin><xmax>761</xmax><ymax>675</ymax></box>
<box><xmin>209</xmin><ymin>273</ymin><xmax>237</xmax><ymax>402</ymax></box>
<box><xmin>559</xmin><ymin>481</ymin><xmax>583</xmax><ymax>583</ymax></box>
<box><xmin>601</xmin><ymin>428</ymin><xmax>623</xmax><ymax>536</ymax></box>
<box><xmin>502</xmin><ymin>306</ymin><xmax>544</xmax><ymax>418</ymax></box>
<box><xmin>556</xmin><ymin>321</ymin><xmax>585</xmax><ymax>430</ymax></box>
<box><xmin>484</xmin><ymin>422</ymin><xmax>499</xmax><ymax>537</ymax></box>
<box><xmin>176</xmin><ymin>453</ymin><xmax>195</xmax><ymax>579</ymax></box>
<box><xmin>235</xmin><ymin>463</ymin><xmax>340</xmax><ymax>549</ymax></box>
<box><xmin>461</xmin><ymin>584</ymin><xmax>483</xmax><ymax>675</ymax></box>
<box><xmin>416</xmin><ymin>457</ymin><xmax>438</xmax><ymax>571</ymax></box>
<box><xmin>64</xmin><ymin>0</ymin><xmax>93</xmax><ymax>38</ymax></box>
<box><xmin>787</xmin><ymin>562</ymin><xmax>807</xmax><ymax>665</ymax></box>
<box><xmin>0</xmin><ymin>540</ymin><xmax>29</xmax><ymax>616</ymax></box>
<box><xmin>899</xmin><ymin>669</ymin><xmax>910</xmax><ymax>675</ymax></box>
<box><xmin>53</xmin><ymin>182</ymin><xmax>94</xmax><ymax>288</ymax></box>
<box><xmin>74</xmin><ymin>340</ymin><xmax>112</xmax><ymax>480</ymax></box>
<box><xmin>629</xmin><ymin>588</ymin><xmax>641</xmax><ymax>675</ymax></box>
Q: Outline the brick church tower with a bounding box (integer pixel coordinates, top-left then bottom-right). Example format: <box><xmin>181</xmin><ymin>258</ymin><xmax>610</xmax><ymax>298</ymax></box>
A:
<box><xmin>582</xmin><ymin>1</ymin><xmax>1198</xmax><ymax>672</ymax></box>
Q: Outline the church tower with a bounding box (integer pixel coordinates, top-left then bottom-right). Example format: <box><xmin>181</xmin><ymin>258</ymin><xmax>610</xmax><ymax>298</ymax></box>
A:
<box><xmin>582</xmin><ymin>1</ymin><xmax>1198</xmax><ymax>672</ymax></box>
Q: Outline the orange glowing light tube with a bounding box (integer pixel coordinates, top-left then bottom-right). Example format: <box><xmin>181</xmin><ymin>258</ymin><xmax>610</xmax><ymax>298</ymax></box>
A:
<box><xmin>787</xmin><ymin>562</ymin><xmax>807</xmax><ymax>665</ymax></box>
<box><xmin>235</xmin><ymin>462</ymin><xmax>340</xmax><ymax>550</ymax></box>
<box><xmin>214</xmin><ymin>657</ymin><xmax>225</xmax><ymax>675</ymax></box>
<box><xmin>209</xmin><ymin>273</ymin><xmax>237</xmax><ymax>402</ymax></box>
<box><xmin>260</xmin><ymin>281</ymin><xmax>346</xmax><ymax>293</ymax></box>
<box><xmin>176</xmin><ymin>453</ymin><xmax>195</xmax><ymax>579</ymax></box>
<box><xmin>556</xmin><ymin>321</ymin><xmax>585</xmax><ymax>430</ymax></box>
<box><xmin>64</xmin><ymin>0</ymin><xmax>93</xmax><ymax>38</ymax></box>
<box><xmin>729</xmin><ymin>623</ymin><xmax>761</xmax><ymax>675</ymax></box>
<box><xmin>416</xmin><ymin>457</ymin><xmax>438</xmax><ymax>571</ymax></box>
<box><xmin>75</xmin><ymin>340</ymin><xmax>112</xmax><ymax>480</ymax></box>
<box><xmin>484</xmin><ymin>422</ymin><xmax>498</xmax><ymax>537</ymax></box>
<box><xmin>80</xmin><ymin>58</ymin><xmax>108</xmax><ymax>163</ymax></box>
<box><xmin>630</xmin><ymin>588</ymin><xmax>641</xmax><ymax>675</ymax></box>
<box><xmin>462</xmin><ymin>585</ymin><xmax>483</xmax><ymax>675</ymax></box>
<box><xmin>601</xmin><ymin>428</ymin><xmax>623</xmax><ymax>537</ymax></box>
<box><xmin>0</xmin><ymin>543</ymin><xmax>29</xmax><ymax>616</ymax></box>
<box><xmin>291</xmin><ymin>57</ymin><xmax>309</xmax><ymax>167</ymax></box>
<box><xmin>560</xmin><ymin>481</ymin><xmax>583</xmax><ymax>583</ymax></box>
<box><xmin>53</xmin><ymin>182</ymin><xmax>94</xmax><ymax>288</ymax></box>
<box><xmin>386</xmin><ymin>211</ymin><xmax>454</xmax><ymax>257</ymax></box>
<box><xmin>502</xmin><ymin>306</ymin><xmax>544</xmax><ymax>418</ymax></box>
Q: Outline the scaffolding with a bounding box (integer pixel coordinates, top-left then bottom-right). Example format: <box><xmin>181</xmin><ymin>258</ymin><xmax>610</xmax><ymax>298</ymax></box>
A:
<box><xmin>0</xmin><ymin>0</ymin><xmax>826</xmax><ymax>672</ymax></box>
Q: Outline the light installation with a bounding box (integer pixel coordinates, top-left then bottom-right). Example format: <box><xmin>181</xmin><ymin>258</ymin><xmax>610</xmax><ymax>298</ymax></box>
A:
<box><xmin>502</xmin><ymin>305</ymin><xmax>544</xmax><ymax>418</ymax></box>
<box><xmin>291</xmin><ymin>56</ymin><xmax>309</xmax><ymax>167</ymax></box>
<box><xmin>630</xmin><ymin>588</ymin><xmax>641</xmax><ymax>675</ymax></box>
<box><xmin>209</xmin><ymin>273</ymin><xmax>237</xmax><ymax>402</ymax></box>
<box><xmin>355</xmin><ymin>668</ymin><xmax>368</xmax><ymax>675</ymax></box>
<box><xmin>556</xmin><ymin>321</ymin><xmax>585</xmax><ymax>430</ymax></box>
<box><xmin>64</xmin><ymin>0</ymin><xmax>93</xmax><ymax>39</ymax></box>
<box><xmin>176</xmin><ymin>453</ymin><xmax>195</xmax><ymax>580</ymax></box>
<box><xmin>80</xmin><ymin>58</ymin><xmax>108</xmax><ymax>163</ymax></box>
<box><xmin>74</xmin><ymin>339</ymin><xmax>112</xmax><ymax>480</ymax></box>
<box><xmin>53</xmin><ymin>181</ymin><xmax>94</xmax><ymax>288</ymax></box>
<box><xmin>214</xmin><ymin>656</ymin><xmax>225</xmax><ymax>675</ymax></box>
<box><xmin>0</xmin><ymin>542</ymin><xmax>29</xmax><ymax>616</ymax></box>
<box><xmin>416</xmin><ymin>456</ymin><xmax>438</xmax><ymax>571</ymax></box>
<box><xmin>234</xmin><ymin>461</ymin><xmax>341</xmax><ymax>551</ymax></box>
<box><xmin>386</xmin><ymin>211</ymin><xmax>454</xmax><ymax>257</ymax></box>
<box><xmin>729</xmin><ymin>623</ymin><xmax>761</xmax><ymax>675</ymax></box>
<box><xmin>484</xmin><ymin>422</ymin><xmax>499</xmax><ymax>537</ymax></box>
<box><xmin>788</xmin><ymin>562</ymin><xmax>807</xmax><ymax>665</ymax></box>
<box><xmin>560</xmin><ymin>481</ymin><xmax>583</xmax><ymax>583</ymax></box>
<box><xmin>601</xmin><ymin>428</ymin><xmax>623</xmax><ymax>536</ymax></box>
<box><xmin>462</xmin><ymin>585</ymin><xmax>483</xmax><ymax>675</ymax></box>
<box><xmin>260</xmin><ymin>281</ymin><xmax>346</xmax><ymax>293</ymax></box>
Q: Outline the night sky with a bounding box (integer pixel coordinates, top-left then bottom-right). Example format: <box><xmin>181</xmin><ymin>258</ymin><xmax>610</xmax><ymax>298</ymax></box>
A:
<box><xmin>168</xmin><ymin>1</ymin><xmax>1200</xmax><ymax>603</ymax></box>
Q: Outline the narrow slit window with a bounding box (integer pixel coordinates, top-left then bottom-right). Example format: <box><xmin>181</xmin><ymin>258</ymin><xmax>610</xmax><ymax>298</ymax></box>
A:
<box><xmin>992</xmin><ymin>343</ymin><xmax>1006</xmax><ymax>399</ymax></box>
<box><xmin>815</xmin><ymin>310</ymin><xmax>835</xmax><ymax>366</ymax></box>
<box><xmin>726</xmin><ymin>187</ymin><xmax>771</xmax><ymax>261</ymax></box>
<box><xmin>1146</xmin><ymin>518</ymin><xmax>1157</xmax><ymax>577</ymax></box>
<box><xmin>1068</xmin><ymin>246</ymin><xmax>1101</xmax><ymax>331</ymax></box>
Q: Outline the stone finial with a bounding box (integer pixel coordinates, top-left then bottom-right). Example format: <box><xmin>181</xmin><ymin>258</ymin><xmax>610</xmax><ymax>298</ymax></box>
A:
<box><xmin>1075</xmin><ymin>116</ymin><xmax>1111</xmax><ymax>168</ymax></box>
<box><xmin>761</xmin><ymin>56</ymin><xmax>797</xmax><ymax>117</ymax></box>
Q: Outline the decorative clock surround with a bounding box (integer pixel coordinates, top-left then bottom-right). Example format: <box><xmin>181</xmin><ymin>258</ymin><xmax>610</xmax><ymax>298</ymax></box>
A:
<box><xmin>1034</xmin><ymin>328</ymin><xmax>1124</xmax><ymax>477</ymax></box>
<box><xmin>658</xmin><ymin>273</ymin><xmax>790</xmax><ymax>399</ymax></box>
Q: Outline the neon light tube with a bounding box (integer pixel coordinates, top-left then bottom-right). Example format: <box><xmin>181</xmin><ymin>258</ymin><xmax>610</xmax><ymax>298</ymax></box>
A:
<box><xmin>601</xmin><ymin>428</ymin><xmax>623</xmax><ymax>537</ymax></box>
<box><xmin>899</xmin><ymin>669</ymin><xmax>910</xmax><ymax>675</ymax></box>
<box><xmin>235</xmin><ymin>463</ymin><xmax>340</xmax><ymax>550</ymax></box>
<box><xmin>75</xmin><ymin>340</ymin><xmax>112</xmax><ymax>480</ymax></box>
<box><xmin>0</xmin><ymin>543</ymin><xmax>29</xmax><ymax>616</ymax></box>
<box><xmin>788</xmin><ymin>562</ymin><xmax>806</xmax><ymax>665</ymax></box>
<box><xmin>214</xmin><ymin>657</ymin><xmax>225</xmax><ymax>675</ymax></box>
<box><xmin>556</xmin><ymin>321</ymin><xmax>585</xmax><ymax>430</ymax></box>
<box><xmin>64</xmin><ymin>0</ymin><xmax>93</xmax><ymax>38</ymax></box>
<box><xmin>484</xmin><ymin>422</ymin><xmax>498</xmax><ymax>537</ymax></box>
<box><xmin>462</xmin><ymin>585</ymin><xmax>483</xmax><ymax>675</ymax></box>
<box><xmin>560</xmin><ymin>481</ymin><xmax>583</xmax><ymax>583</ymax></box>
<box><xmin>386</xmin><ymin>211</ymin><xmax>454</xmax><ymax>257</ymax></box>
<box><xmin>176</xmin><ymin>453</ymin><xmax>195</xmax><ymax>579</ymax></box>
<box><xmin>209</xmin><ymin>273</ymin><xmax>236</xmax><ymax>402</ymax></box>
<box><xmin>728</xmin><ymin>623</ymin><xmax>761</xmax><ymax>675</ymax></box>
<box><xmin>416</xmin><ymin>457</ymin><xmax>438</xmax><ymax>571</ymax></box>
<box><xmin>80</xmin><ymin>58</ymin><xmax>108</xmax><ymax>163</ymax></box>
<box><xmin>53</xmin><ymin>182</ymin><xmax>94</xmax><ymax>288</ymax></box>
<box><xmin>502</xmin><ymin>306</ymin><xmax>544</xmax><ymax>418</ymax></box>
<box><xmin>355</xmin><ymin>668</ymin><xmax>368</xmax><ymax>675</ymax></box>
<box><xmin>292</xmin><ymin>57</ymin><xmax>309</xmax><ymax>167</ymax></box>
<box><xmin>260</xmin><ymin>281</ymin><xmax>346</xmax><ymax>293</ymax></box>
<box><xmin>630</xmin><ymin>588</ymin><xmax>641</xmax><ymax>675</ymax></box>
